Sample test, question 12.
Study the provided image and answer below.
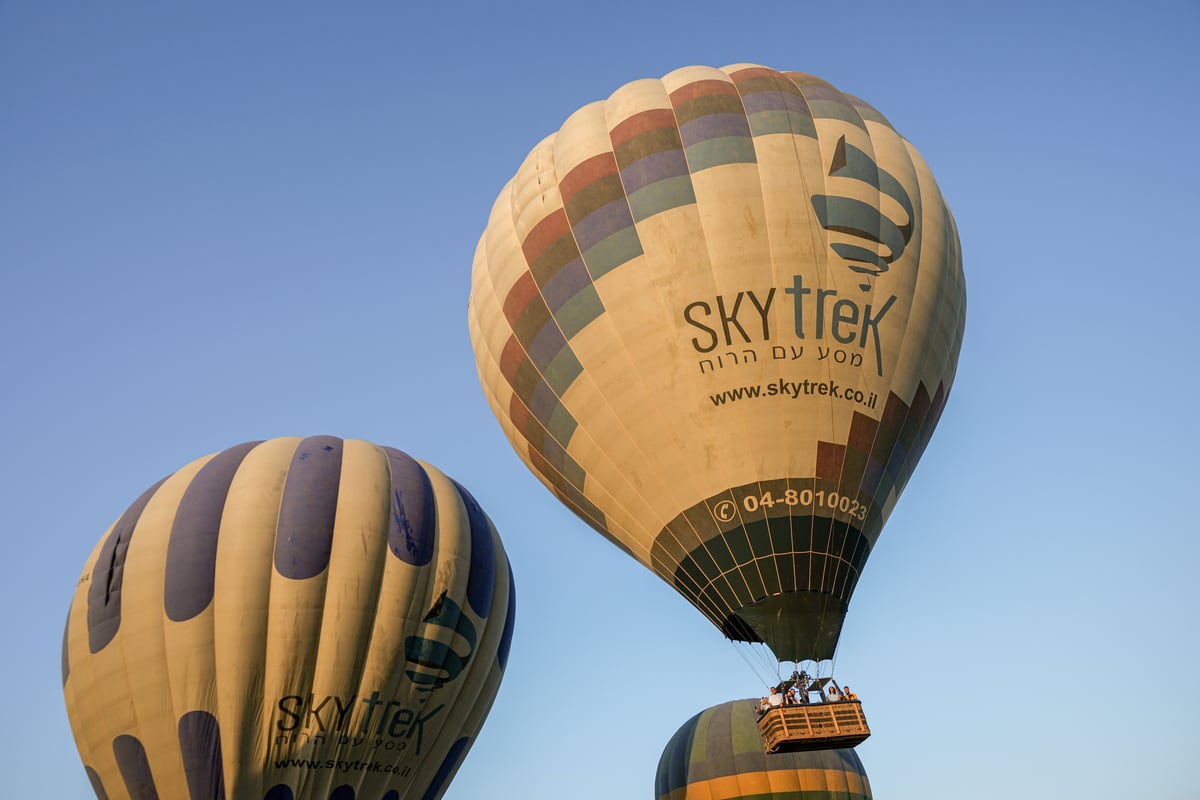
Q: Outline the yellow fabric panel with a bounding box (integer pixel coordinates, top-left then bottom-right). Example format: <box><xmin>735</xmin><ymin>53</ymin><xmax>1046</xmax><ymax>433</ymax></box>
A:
<box><xmin>845</xmin><ymin>767</ymin><xmax>871</xmax><ymax>795</ymax></box>
<box><xmin>554</xmin><ymin>99</ymin><xmax>611</xmax><ymax>174</ymax></box>
<box><xmin>118</xmin><ymin>457</ymin><xmax>212</xmax><ymax>800</ymax></box>
<box><xmin>63</xmin><ymin>534</ymin><xmax>115</xmax><ymax>791</ymax></box>
<box><xmin>894</xmin><ymin>141</ymin><xmax>967</xmax><ymax>396</ymax></box>
<box><xmin>400</xmin><ymin>466</ymin><xmax>511</xmax><ymax>798</ymax></box>
<box><xmin>766</xmin><ymin>767</ymin><xmax>801</xmax><ymax>794</ymax></box>
<box><xmin>678</xmin><ymin>767</ymin><xmax>871</xmax><ymax>799</ymax></box>
<box><xmin>311</xmin><ymin>439</ymin><xmax>392</xmax><ymax>694</ymax></box>
<box><xmin>509</xmin><ymin>136</ymin><xmax>564</xmax><ymax>246</ymax></box>
<box><xmin>211</xmin><ymin>436</ymin><xmax>300</xmax><ymax>797</ymax></box>
<box><xmin>77</xmin><ymin>458</ymin><xmax>197</xmax><ymax>798</ymax></box>
<box><xmin>716</xmin><ymin>770</ymin><xmax>772</xmax><ymax>798</ymax></box>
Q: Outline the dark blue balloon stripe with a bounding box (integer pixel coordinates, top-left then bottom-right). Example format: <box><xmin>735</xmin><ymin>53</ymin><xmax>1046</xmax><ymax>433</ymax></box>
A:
<box><xmin>88</xmin><ymin>477</ymin><xmax>168</xmax><ymax>654</ymax></box>
<box><xmin>451</xmin><ymin>481</ymin><xmax>495</xmax><ymax>619</ymax></box>
<box><xmin>419</xmin><ymin>737</ymin><xmax>469</xmax><ymax>800</ymax></box>
<box><xmin>657</xmin><ymin>707</ymin><xmax>702</xmax><ymax>796</ymax></box>
<box><xmin>497</xmin><ymin>559</ymin><xmax>516</xmax><ymax>671</ymax></box>
<box><xmin>328</xmin><ymin>786</ymin><xmax>354</xmax><ymax>799</ymax></box>
<box><xmin>381</xmin><ymin>447</ymin><xmax>436</xmax><ymax>566</ymax></box>
<box><xmin>165</xmin><ymin>442</ymin><xmax>259</xmax><ymax>622</ymax></box>
<box><xmin>85</xmin><ymin>766</ymin><xmax>109</xmax><ymax>800</ymax></box>
<box><xmin>178</xmin><ymin>710</ymin><xmax>225</xmax><ymax>800</ymax></box>
<box><xmin>113</xmin><ymin>734</ymin><xmax>159</xmax><ymax>800</ymax></box>
<box><xmin>274</xmin><ymin>436</ymin><xmax>343</xmax><ymax>580</ymax></box>
<box><xmin>263</xmin><ymin>785</ymin><xmax>293</xmax><ymax>800</ymax></box>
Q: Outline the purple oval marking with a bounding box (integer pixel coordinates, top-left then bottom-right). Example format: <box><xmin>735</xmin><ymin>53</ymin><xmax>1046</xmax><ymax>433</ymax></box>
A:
<box><xmin>451</xmin><ymin>481</ymin><xmax>495</xmax><ymax>618</ymax></box>
<box><xmin>381</xmin><ymin>448</ymin><xmax>435</xmax><ymax>566</ymax></box>
<box><xmin>113</xmin><ymin>734</ymin><xmax>159</xmax><ymax>800</ymax></box>
<box><xmin>88</xmin><ymin>477</ymin><xmax>168</xmax><ymax>654</ymax></box>
<box><xmin>178</xmin><ymin>710</ymin><xmax>225</xmax><ymax>800</ymax></box>
<box><xmin>273</xmin><ymin>436</ymin><xmax>343</xmax><ymax>580</ymax></box>
<box><xmin>165</xmin><ymin>441</ymin><xmax>260</xmax><ymax>622</ymax></box>
<box><xmin>263</xmin><ymin>785</ymin><xmax>293</xmax><ymax>800</ymax></box>
<box><xmin>85</xmin><ymin>766</ymin><xmax>109</xmax><ymax>800</ymax></box>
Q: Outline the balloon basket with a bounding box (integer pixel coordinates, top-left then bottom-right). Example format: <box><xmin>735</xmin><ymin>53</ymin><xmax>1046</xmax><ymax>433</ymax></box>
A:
<box><xmin>757</xmin><ymin>701</ymin><xmax>871</xmax><ymax>753</ymax></box>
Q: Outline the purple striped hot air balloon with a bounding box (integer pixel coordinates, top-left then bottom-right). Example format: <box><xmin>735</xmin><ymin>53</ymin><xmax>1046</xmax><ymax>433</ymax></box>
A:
<box><xmin>62</xmin><ymin>436</ymin><xmax>516</xmax><ymax>800</ymax></box>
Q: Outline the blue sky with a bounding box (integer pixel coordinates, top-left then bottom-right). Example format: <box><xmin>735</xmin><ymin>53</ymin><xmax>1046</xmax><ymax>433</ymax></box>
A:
<box><xmin>3</xmin><ymin>2</ymin><xmax>1197</xmax><ymax>798</ymax></box>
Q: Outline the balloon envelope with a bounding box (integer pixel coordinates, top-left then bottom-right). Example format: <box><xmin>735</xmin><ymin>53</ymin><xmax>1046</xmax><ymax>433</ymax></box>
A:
<box><xmin>62</xmin><ymin>436</ymin><xmax>516</xmax><ymax>800</ymax></box>
<box><xmin>469</xmin><ymin>63</ymin><xmax>965</xmax><ymax>661</ymax></box>
<box><xmin>656</xmin><ymin>699</ymin><xmax>871</xmax><ymax>800</ymax></box>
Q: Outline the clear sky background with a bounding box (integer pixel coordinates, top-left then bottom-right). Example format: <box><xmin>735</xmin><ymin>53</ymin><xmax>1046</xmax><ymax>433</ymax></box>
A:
<box><xmin>3</xmin><ymin>2</ymin><xmax>1197</xmax><ymax>798</ymax></box>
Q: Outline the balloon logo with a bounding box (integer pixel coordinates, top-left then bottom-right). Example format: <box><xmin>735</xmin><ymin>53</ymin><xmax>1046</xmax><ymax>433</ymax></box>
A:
<box><xmin>469</xmin><ymin>63</ymin><xmax>965</xmax><ymax>664</ymax></box>
<box><xmin>62</xmin><ymin>436</ymin><xmax>516</xmax><ymax>800</ymax></box>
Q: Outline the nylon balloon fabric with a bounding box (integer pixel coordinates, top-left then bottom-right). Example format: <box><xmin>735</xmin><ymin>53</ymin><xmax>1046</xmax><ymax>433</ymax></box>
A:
<box><xmin>62</xmin><ymin>436</ymin><xmax>516</xmax><ymax>800</ymax></box>
<box><xmin>656</xmin><ymin>699</ymin><xmax>871</xmax><ymax>800</ymax></box>
<box><xmin>468</xmin><ymin>63</ymin><xmax>965</xmax><ymax>661</ymax></box>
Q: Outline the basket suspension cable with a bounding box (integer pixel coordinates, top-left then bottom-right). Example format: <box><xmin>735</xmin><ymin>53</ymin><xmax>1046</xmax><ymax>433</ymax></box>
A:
<box><xmin>730</xmin><ymin>639</ymin><xmax>780</xmax><ymax>692</ymax></box>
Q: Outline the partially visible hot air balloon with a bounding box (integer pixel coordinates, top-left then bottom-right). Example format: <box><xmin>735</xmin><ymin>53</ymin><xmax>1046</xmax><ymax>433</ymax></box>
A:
<box><xmin>469</xmin><ymin>63</ymin><xmax>965</xmax><ymax>664</ymax></box>
<box><xmin>656</xmin><ymin>699</ymin><xmax>871</xmax><ymax>800</ymax></box>
<box><xmin>62</xmin><ymin>436</ymin><xmax>516</xmax><ymax>800</ymax></box>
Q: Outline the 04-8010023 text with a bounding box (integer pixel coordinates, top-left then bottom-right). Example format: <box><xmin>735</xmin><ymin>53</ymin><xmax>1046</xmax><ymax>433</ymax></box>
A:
<box><xmin>737</xmin><ymin>488</ymin><xmax>868</xmax><ymax>522</ymax></box>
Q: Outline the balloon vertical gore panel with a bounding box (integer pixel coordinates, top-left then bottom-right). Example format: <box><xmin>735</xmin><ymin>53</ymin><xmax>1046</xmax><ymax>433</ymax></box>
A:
<box><xmin>469</xmin><ymin>63</ymin><xmax>965</xmax><ymax>664</ymax></box>
<box><xmin>62</xmin><ymin>435</ymin><xmax>516</xmax><ymax>800</ymax></box>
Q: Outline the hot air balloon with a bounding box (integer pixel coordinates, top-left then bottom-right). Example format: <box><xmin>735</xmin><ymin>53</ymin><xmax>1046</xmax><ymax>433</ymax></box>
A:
<box><xmin>657</xmin><ymin>699</ymin><xmax>872</xmax><ymax>800</ymax></box>
<box><xmin>468</xmin><ymin>64</ymin><xmax>964</xmax><ymax>673</ymax></box>
<box><xmin>62</xmin><ymin>436</ymin><xmax>516</xmax><ymax>800</ymax></box>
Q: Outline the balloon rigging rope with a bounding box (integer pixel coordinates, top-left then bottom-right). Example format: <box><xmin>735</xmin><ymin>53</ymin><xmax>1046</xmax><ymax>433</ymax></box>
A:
<box><xmin>731</xmin><ymin>640</ymin><xmax>773</xmax><ymax>690</ymax></box>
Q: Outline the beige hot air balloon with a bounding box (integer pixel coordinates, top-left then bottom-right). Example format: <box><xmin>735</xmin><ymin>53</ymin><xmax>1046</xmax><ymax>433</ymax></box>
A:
<box><xmin>468</xmin><ymin>64</ymin><xmax>964</xmax><ymax>664</ymax></box>
<box><xmin>62</xmin><ymin>436</ymin><xmax>516</xmax><ymax>800</ymax></box>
